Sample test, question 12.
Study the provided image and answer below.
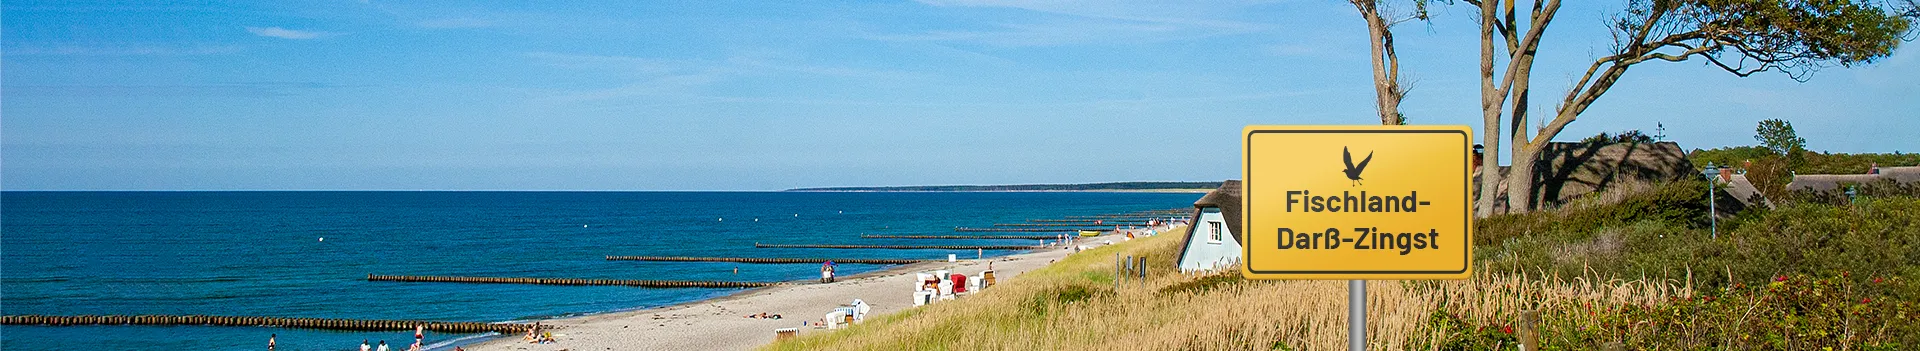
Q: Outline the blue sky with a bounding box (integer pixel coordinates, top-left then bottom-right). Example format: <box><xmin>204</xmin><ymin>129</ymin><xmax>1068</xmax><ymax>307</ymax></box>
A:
<box><xmin>4</xmin><ymin>0</ymin><xmax>1916</xmax><ymax>190</ymax></box>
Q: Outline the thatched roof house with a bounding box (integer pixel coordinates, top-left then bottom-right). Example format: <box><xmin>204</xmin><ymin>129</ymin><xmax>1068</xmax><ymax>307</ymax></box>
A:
<box><xmin>1175</xmin><ymin>180</ymin><xmax>1242</xmax><ymax>273</ymax></box>
<box><xmin>1478</xmin><ymin>140</ymin><xmax>1696</xmax><ymax>215</ymax></box>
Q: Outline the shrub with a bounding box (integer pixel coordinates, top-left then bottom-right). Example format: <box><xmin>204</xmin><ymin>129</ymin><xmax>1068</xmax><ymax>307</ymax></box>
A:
<box><xmin>1721</xmin><ymin>196</ymin><xmax>1920</xmax><ymax>287</ymax></box>
<box><xmin>1477</xmin><ymin>180</ymin><xmax>1711</xmax><ymax>248</ymax></box>
<box><xmin>1426</xmin><ymin>273</ymin><xmax>1919</xmax><ymax>349</ymax></box>
<box><xmin>1558</xmin><ymin>274</ymin><xmax>1919</xmax><ymax>349</ymax></box>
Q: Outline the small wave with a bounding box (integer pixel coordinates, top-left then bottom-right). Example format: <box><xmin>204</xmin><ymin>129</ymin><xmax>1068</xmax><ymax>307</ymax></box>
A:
<box><xmin>425</xmin><ymin>332</ymin><xmax>500</xmax><ymax>351</ymax></box>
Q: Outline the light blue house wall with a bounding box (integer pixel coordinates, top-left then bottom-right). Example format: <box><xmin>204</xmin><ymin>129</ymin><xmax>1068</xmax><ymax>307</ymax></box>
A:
<box><xmin>1176</xmin><ymin>210</ymin><xmax>1241</xmax><ymax>273</ymax></box>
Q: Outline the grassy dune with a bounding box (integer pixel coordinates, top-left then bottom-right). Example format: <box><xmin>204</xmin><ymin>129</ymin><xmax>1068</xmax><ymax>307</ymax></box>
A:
<box><xmin>770</xmin><ymin>182</ymin><xmax>1920</xmax><ymax>349</ymax></box>
<box><xmin>763</xmin><ymin>226</ymin><xmax>1687</xmax><ymax>350</ymax></box>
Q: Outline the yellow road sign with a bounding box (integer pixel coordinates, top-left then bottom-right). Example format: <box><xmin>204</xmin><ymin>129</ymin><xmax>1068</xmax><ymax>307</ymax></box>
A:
<box><xmin>1241</xmin><ymin>125</ymin><xmax>1473</xmax><ymax>280</ymax></box>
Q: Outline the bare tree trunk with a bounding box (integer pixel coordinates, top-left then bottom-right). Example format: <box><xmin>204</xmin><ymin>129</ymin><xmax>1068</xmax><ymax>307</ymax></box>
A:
<box><xmin>1474</xmin><ymin>0</ymin><xmax>1503</xmax><ymax>217</ymax></box>
<box><xmin>1354</xmin><ymin>0</ymin><xmax>1406</xmax><ymax>125</ymax></box>
<box><xmin>1506</xmin><ymin>144</ymin><xmax>1539</xmax><ymax>212</ymax></box>
<box><xmin>1496</xmin><ymin>0</ymin><xmax>1559</xmax><ymax>214</ymax></box>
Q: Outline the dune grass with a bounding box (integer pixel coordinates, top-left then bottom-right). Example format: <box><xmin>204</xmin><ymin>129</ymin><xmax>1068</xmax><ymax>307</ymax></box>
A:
<box><xmin>763</xmin><ymin>227</ymin><xmax>1686</xmax><ymax>350</ymax></box>
<box><xmin>767</xmin><ymin>189</ymin><xmax>1920</xmax><ymax>349</ymax></box>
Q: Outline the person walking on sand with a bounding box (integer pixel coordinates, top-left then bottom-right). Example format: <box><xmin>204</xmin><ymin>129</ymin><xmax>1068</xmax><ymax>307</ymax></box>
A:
<box><xmin>820</xmin><ymin>261</ymin><xmax>833</xmax><ymax>283</ymax></box>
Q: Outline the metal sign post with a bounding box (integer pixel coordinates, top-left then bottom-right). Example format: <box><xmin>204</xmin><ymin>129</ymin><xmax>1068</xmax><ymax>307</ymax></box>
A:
<box><xmin>1348</xmin><ymin>280</ymin><xmax>1365</xmax><ymax>351</ymax></box>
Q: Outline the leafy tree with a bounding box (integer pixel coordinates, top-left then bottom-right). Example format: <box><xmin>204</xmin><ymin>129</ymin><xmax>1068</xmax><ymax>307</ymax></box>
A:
<box><xmin>1463</xmin><ymin>0</ymin><xmax>1918</xmax><ymax>214</ymax></box>
<box><xmin>1755</xmin><ymin>119</ymin><xmax>1806</xmax><ymax>158</ymax></box>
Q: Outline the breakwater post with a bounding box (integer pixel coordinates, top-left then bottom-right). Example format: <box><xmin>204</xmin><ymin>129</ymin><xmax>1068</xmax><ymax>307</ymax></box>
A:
<box><xmin>605</xmin><ymin>256</ymin><xmax>933</xmax><ymax>264</ymax></box>
<box><xmin>366</xmin><ymin>274</ymin><xmax>784</xmax><ymax>288</ymax></box>
<box><xmin>753</xmin><ymin>243</ymin><xmax>1044</xmax><ymax>250</ymax></box>
<box><xmin>859</xmin><ymin>234</ymin><xmax>1058</xmax><ymax>240</ymax></box>
<box><xmin>0</xmin><ymin>314</ymin><xmax>533</xmax><ymax>334</ymax></box>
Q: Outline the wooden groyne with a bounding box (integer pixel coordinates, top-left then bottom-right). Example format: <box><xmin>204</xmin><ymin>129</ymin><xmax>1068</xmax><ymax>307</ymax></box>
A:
<box><xmin>1064</xmin><ymin>215</ymin><xmax>1163</xmax><ymax>220</ymax></box>
<box><xmin>955</xmin><ymin>227</ymin><xmax>1105</xmax><ymax>232</ymax></box>
<box><xmin>754</xmin><ymin>244</ymin><xmax>1045</xmax><ymax>250</ymax></box>
<box><xmin>993</xmin><ymin>223</ymin><xmax>1145</xmax><ymax>227</ymax></box>
<box><xmin>861</xmin><ymin>234</ymin><xmax>1060</xmax><ymax>240</ymax></box>
<box><xmin>367</xmin><ymin>274</ymin><xmax>783</xmax><ymax>288</ymax></box>
<box><xmin>605</xmin><ymin>256</ymin><xmax>933</xmax><ymax>264</ymax></box>
<box><xmin>1027</xmin><ymin>219</ymin><xmax>1152</xmax><ymax>223</ymax></box>
<box><xmin>0</xmin><ymin>314</ymin><xmax>532</xmax><ymax>333</ymax></box>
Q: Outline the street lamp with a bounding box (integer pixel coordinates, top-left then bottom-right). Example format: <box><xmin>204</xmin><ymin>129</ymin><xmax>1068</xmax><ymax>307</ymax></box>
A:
<box><xmin>1701</xmin><ymin>163</ymin><xmax>1719</xmax><ymax>239</ymax></box>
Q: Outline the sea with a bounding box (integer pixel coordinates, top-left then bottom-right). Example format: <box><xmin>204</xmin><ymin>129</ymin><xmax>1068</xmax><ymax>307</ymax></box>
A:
<box><xmin>0</xmin><ymin>191</ymin><xmax>1199</xmax><ymax>350</ymax></box>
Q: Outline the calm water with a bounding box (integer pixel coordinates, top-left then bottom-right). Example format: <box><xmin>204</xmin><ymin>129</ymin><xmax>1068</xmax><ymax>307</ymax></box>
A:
<box><xmin>0</xmin><ymin>191</ymin><xmax>1197</xmax><ymax>350</ymax></box>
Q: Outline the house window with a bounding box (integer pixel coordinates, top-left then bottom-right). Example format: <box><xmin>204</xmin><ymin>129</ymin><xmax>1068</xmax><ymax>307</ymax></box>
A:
<box><xmin>1207</xmin><ymin>221</ymin><xmax>1223</xmax><ymax>244</ymax></box>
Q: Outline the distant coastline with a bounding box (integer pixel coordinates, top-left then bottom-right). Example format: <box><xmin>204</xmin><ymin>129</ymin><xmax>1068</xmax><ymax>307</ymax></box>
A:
<box><xmin>786</xmin><ymin>181</ymin><xmax>1223</xmax><ymax>193</ymax></box>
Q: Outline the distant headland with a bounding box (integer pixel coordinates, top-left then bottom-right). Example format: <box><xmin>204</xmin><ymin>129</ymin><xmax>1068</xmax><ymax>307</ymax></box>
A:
<box><xmin>785</xmin><ymin>181</ymin><xmax>1224</xmax><ymax>192</ymax></box>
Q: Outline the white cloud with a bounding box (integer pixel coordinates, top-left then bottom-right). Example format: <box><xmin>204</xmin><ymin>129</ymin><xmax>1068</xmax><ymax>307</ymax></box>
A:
<box><xmin>245</xmin><ymin>26</ymin><xmax>329</xmax><ymax>40</ymax></box>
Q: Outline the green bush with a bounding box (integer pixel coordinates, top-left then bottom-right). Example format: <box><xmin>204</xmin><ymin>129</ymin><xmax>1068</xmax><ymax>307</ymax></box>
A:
<box><xmin>1798</xmin><ymin>151</ymin><xmax>1920</xmax><ymax>175</ymax></box>
<box><xmin>1553</xmin><ymin>274</ymin><xmax>1919</xmax><ymax>349</ymax></box>
<box><xmin>1477</xmin><ymin>180</ymin><xmax>1712</xmax><ymax>248</ymax></box>
<box><xmin>1690</xmin><ymin>146</ymin><xmax>1919</xmax><ymax>175</ymax></box>
<box><xmin>1427</xmin><ymin>274</ymin><xmax>1919</xmax><ymax>349</ymax></box>
<box><xmin>1477</xmin><ymin>183</ymin><xmax>1920</xmax><ymax>290</ymax></box>
<box><xmin>1721</xmin><ymin>196</ymin><xmax>1920</xmax><ymax>286</ymax></box>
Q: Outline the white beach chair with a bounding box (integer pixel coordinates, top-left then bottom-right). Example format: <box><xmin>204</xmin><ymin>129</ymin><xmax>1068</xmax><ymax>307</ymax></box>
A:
<box><xmin>824</xmin><ymin>310</ymin><xmax>847</xmax><ymax>329</ymax></box>
<box><xmin>851</xmin><ymin>299</ymin><xmax>870</xmax><ymax>321</ymax></box>
<box><xmin>937</xmin><ymin>280</ymin><xmax>954</xmax><ymax>300</ymax></box>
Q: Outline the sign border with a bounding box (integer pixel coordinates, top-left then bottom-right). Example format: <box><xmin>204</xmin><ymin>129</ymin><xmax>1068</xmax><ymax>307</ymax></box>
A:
<box><xmin>1242</xmin><ymin>127</ymin><xmax>1472</xmax><ymax>277</ymax></box>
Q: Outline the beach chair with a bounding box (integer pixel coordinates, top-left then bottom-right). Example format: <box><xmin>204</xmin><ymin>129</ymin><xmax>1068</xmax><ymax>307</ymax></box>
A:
<box><xmin>937</xmin><ymin>280</ymin><xmax>954</xmax><ymax>300</ymax></box>
<box><xmin>824</xmin><ymin>310</ymin><xmax>847</xmax><ymax>329</ymax></box>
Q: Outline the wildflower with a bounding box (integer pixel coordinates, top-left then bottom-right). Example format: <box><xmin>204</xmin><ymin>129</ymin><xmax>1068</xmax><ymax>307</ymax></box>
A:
<box><xmin>1776</xmin><ymin>275</ymin><xmax>1789</xmax><ymax>282</ymax></box>
<box><xmin>1874</xmin><ymin>277</ymin><xmax>1884</xmax><ymax>284</ymax></box>
<box><xmin>1862</xmin><ymin>298</ymin><xmax>1872</xmax><ymax>304</ymax></box>
<box><xmin>1501</xmin><ymin>325</ymin><xmax>1514</xmax><ymax>334</ymax></box>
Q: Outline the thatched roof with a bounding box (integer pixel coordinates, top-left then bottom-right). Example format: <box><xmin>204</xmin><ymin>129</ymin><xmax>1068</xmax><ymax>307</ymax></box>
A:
<box><xmin>1788</xmin><ymin>173</ymin><xmax>1899</xmax><ymax>192</ymax></box>
<box><xmin>1533</xmin><ymin>141</ymin><xmax>1693</xmax><ymax>207</ymax></box>
<box><xmin>1476</xmin><ymin>140</ymin><xmax>1695</xmax><ymax>215</ymax></box>
<box><xmin>1724</xmin><ymin>174</ymin><xmax>1774</xmax><ymax>209</ymax></box>
<box><xmin>1875</xmin><ymin>166</ymin><xmax>1920</xmax><ymax>183</ymax></box>
<box><xmin>1189</xmin><ymin>180</ymin><xmax>1242</xmax><ymax>244</ymax></box>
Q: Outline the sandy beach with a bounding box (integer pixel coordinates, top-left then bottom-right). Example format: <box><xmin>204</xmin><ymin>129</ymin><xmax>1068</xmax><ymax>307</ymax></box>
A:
<box><xmin>462</xmin><ymin>246</ymin><xmax>1082</xmax><ymax>351</ymax></box>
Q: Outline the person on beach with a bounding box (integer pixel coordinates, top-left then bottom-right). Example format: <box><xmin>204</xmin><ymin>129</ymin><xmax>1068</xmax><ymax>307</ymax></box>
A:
<box><xmin>376</xmin><ymin>340</ymin><xmax>390</xmax><ymax>351</ymax></box>
<box><xmin>269</xmin><ymin>333</ymin><xmax>276</xmax><ymax>351</ymax></box>
<box><xmin>361</xmin><ymin>340</ymin><xmax>370</xmax><ymax>351</ymax></box>
<box><xmin>820</xmin><ymin>261</ymin><xmax>835</xmax><ymax>283</ymax></box>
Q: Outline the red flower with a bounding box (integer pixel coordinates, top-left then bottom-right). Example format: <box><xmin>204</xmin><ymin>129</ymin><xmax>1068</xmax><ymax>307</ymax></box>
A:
<box><xmin>1874</xmin><ymin>277</ymin><xmax>1885</xmax><ymax>284</ymax></box>
<box><xmin>1775</xmin><ymin>275</ymin><xmax>1789</xmax><ymax>282</ymax></box>
<box><xmin>1501</xmin><ymin>325</ymin><xmax>1514</xmax><ymax>334</ymax></box>
<box><xmin>1863</xmin><ymin>298</ymin><xmax>1872</xmax><ymax>304</ymax></box>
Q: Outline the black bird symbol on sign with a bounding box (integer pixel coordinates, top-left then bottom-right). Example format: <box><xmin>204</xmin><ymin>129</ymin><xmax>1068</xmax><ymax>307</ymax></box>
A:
<box><xmin>1342</xmin><ymin>146</ymin><xmax>1373</xmax><ymax>186</ymax></box>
